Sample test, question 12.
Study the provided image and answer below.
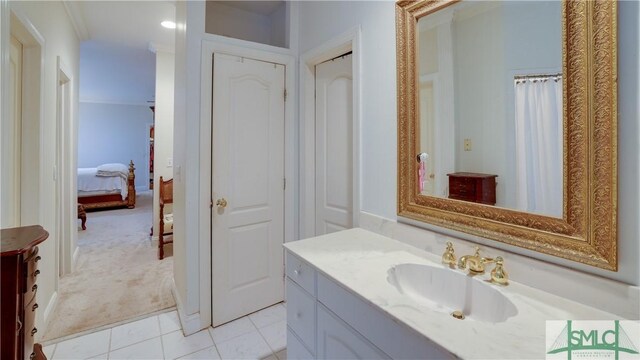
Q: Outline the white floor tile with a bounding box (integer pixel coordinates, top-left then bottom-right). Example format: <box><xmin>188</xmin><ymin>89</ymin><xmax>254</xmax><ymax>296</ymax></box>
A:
<box><xmin>159</xmin><ymin>311</ymin><xmax>182</xmax><ymax>334</ymax></box>
<box><xmin>162</xmin><ymin>329</ymin><xmax>214</xmax><ymax>359</ymax></box>
<box><xmin>177</xmin><ymin>345</ymin><xmax>221</xmax><ymax>359</ymax></box>
<box><xmin>248</xmin><ymin>304</ymin><xmax>286</xmax><ymax>328</ymax></box>
<box><xmin>110</xmin><ymin>316</ymin><xmax>161</xmax><ymax>351</ymax></box>
<box><xmin>258</xmin><ymin>320</ymin><xmax>286</xmax><ymax>352</ymax></box>
<box><xmin>43</xmin><ymin>344</ymin><xmax>56</xmax><ymax>359</ymax></box>
<box><xmin>209</xmin><ymin>317</ymin><xmax>256</xmax><ymax>344</ymax></box>
<box><xmin>53</xmin><ymin>329</ymin><xmax>111</xmax><ymax>360</ymax></box>
<box><xmin>109</xmin><ymin>337</ymin><xmax>164</xmax><ymax>360</ymax></box>
<box><xmin>216</xmin><ymin>330</ymin><xmax>273</xmax><ymax>360</ymax></box>
<box><xmin>275</xmin><ymin>349</ymin><xmax>286</xmax><ymax>360</ymax></box>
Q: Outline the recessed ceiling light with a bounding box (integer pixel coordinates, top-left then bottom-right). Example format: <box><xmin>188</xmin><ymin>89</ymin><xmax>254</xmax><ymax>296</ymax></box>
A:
<box><xmin>161</xmin><ymin>21</ymin><xmax>176</xmax><ymax>29</ymax></box>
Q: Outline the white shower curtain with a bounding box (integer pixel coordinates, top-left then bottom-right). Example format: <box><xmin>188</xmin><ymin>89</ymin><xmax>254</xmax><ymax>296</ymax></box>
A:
<box><xmin>514</xmin><ymin>77</ymin><xmax>563</xmax><ymax>217</ymax></box>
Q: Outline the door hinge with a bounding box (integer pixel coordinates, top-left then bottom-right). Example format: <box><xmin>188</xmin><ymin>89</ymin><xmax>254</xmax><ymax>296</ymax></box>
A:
<box><xmin>284</xmin><ymin>89</ymin><xmax>287</xmax><ymax>101</ymax></box>
<box><xmin>210</xmin><ymin>199</ymin><xmax>213</xmax><ymax>209</ymax></box>
<box><xmin>283</xmin><ymin>178</ymin><xmax>287</xmax><ymax>190</ymax></box>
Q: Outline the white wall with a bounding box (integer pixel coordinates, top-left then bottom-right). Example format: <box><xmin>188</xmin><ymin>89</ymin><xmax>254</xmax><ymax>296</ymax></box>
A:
<box><xmin>78</xmin><ymin>102</ymin><xmax>153</xmax><ymax>189</ymax></box>
<box><xmin>152</xmin><ymin>50</ymin><xmax>175</xmax><ymax>237</ymax></box>
<box><xmin>297</xmin><ymin>1</ymin><xmax>640</xmax><ymax>286</ymax></box>
<box><xmin>5</xmin><ymin>0</ymin><xmax>80</xmax><ymax>336</ymax></box>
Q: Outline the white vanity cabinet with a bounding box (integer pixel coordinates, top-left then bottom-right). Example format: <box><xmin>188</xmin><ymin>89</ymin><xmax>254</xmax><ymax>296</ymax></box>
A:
<box><xmin>285</xmin><ymin>251</ymin><xmax>451</xmax><ymax>360</ymax></box>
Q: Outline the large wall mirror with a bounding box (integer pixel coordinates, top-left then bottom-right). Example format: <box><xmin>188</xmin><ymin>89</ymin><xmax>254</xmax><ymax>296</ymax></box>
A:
<box><xmin>396</xmin><ymin>0</ymin><xmax>618</xmax><ymax>270</ymax></box>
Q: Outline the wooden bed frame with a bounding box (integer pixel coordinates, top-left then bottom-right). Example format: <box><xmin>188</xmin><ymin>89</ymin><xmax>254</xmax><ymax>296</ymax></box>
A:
<box><xmin>78</xmin><ymin>161</ymin><xmax>136</xmax><ymax>211</ymax></box>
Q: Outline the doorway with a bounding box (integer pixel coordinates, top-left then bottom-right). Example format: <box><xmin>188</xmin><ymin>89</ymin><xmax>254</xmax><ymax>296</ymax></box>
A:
<box><xmin>314</xmin><ymin>53</ymin><xmax>354</xmax><ymax>235</ymax></box>
<box><xmin>211</xmin><ymin>53</ymin><xmax>286</xmax><ymax>326</ymax></box>
<box><xmin>300</xmin><ymin>28</ymin><xmax>361</xmax><ymax>239</ymax></box>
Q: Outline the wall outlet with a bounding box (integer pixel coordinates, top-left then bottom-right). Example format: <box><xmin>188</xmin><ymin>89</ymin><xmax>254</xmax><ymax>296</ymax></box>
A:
<box><xmin>464</xmin><ymin>139</ymin><xmax>472</xmax><ymax>151</ymax></box>
<box><xmin>167</xmin><ymin>157</ymin><xmax>173</xmax><ymax>167</ymax></box>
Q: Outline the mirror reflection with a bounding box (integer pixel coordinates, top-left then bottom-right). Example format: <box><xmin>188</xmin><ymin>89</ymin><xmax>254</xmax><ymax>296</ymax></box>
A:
<box><xmin>417</xmin><ymin>1</ymin><xmax>563</xmax><ymax>217</ymax></box>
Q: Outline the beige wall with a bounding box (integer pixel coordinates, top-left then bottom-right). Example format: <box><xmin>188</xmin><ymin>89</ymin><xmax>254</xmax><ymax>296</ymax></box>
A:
<box><xmin>5</xmin><ymin>0</ymin><xmax>80</xmax><ymax>336</ymax></box>
<box><xmin>152</xmin><ymin>50</ymin><xmax>175</xmax><ymax>238</ymax></box>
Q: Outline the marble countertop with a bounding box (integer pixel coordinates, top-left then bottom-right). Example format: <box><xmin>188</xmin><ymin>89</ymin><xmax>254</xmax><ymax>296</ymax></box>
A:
<box><xmin>284</xmin><ymin>228</ymin><xmax>621</xmax><ymax>359</ymax></box>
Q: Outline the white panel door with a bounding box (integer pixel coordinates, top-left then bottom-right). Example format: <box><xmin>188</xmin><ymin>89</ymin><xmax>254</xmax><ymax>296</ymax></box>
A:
<box><xmin>315</xmin><ymin>54</ymin><xmax>353</xmax><ymax>235</ymax></box>
<box><xmin>211</xmin><ymin>53</ymin><xmax>285</xmax><ymax>326</ymax></box>
<box><xmin>2</xmin><ymin>36</ymin><xmax>23</xmax><ymax>228</ymax></box>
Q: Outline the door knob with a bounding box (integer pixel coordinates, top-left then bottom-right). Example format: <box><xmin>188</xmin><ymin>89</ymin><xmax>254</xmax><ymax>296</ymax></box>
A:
<box><xmin>216</xmin><ymin>198</ymin><xmax>228</xmax><ymax>208</ymax></box>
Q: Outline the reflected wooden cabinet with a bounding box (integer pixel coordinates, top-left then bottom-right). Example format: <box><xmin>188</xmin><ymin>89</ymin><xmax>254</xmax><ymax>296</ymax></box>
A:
<box><xmin>1</xmin><ymin>226</ymin><xmax>49</xmax><ymax>360</ymax></box>
<box><xmin>447</xmin><ymin>172</ymin><xmax>497</xmax><ymax>206</ymax></box>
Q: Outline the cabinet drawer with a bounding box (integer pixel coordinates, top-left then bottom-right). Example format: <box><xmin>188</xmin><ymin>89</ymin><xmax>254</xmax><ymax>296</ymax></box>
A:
<box><xmin>287</xmin><ymin>328</ymin><xmax>314</xmax><ymax>360</ymax></box>
<box><xmin>286</xmin><ymin>279</ymin><xmax>316</xmax><ymax>354</ymax></box>
<box><xmin>286</xmin><ymin>252</ymin><xmax>316</xmax><ymax>296</ymax></box>
<box><xmin>317</xmin><ymin>304</ymin><xmax>389</xmax><ymax>360</ymax></box>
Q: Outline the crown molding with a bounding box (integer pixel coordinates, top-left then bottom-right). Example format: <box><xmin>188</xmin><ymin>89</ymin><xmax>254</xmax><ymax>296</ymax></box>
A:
<box><xmin>62</xmin><ymin>1</ymin><xmax>89</xmax><ymax>41</ymax></box>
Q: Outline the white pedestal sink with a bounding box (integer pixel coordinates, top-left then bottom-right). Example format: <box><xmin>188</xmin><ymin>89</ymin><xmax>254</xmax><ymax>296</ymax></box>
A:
<box><xmin>387</xmin><ymin>263</ymin><xmax>518</xmax><ymax>323</ymax></box>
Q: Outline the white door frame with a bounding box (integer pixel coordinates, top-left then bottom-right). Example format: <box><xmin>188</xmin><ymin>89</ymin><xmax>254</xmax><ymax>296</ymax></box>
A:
<box><xmin>199</xmin><ymin>38</ymin><xmax>296</xmax><ymax>330</ymax></box>
<box><xmin>5</xmin><ymin>7</ymin><xmax>62</xmax><ymax>333</ymax></box>
<box><xmin>56</xmin><ymin>56</ymin><xmax>77</xmax><ymax>276</ymax></box>
<box><xmin>300</xmin><ymin>26</ymin><xmax>362</xmax><ymax>239</ymax></box>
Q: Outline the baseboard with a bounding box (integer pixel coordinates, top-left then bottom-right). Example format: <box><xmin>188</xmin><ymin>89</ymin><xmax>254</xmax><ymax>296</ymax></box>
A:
<box><xmin>171</xmin><ymin>280</ymin><xmax>206</xmax><ymax>335</ymax></box>
<box><xmin>41</xmin><ymin>290</ymin><xmax>58</xmax><ymax>337</ymax></box>
<box><xmin>72</xmin><ymin>246</ymin><xmax>80</xmax><ymax>270</ymax></box>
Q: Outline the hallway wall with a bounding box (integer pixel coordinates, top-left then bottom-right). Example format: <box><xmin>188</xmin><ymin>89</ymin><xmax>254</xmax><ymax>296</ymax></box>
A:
<box><xmin>152</xmin><ymin>50</ymin><xmax>175</xmax><ymax>238</ymax></box>
<box><xmin>7</xmin><ymin>0</ymin><xmax>80</xmax><ymax>336</ymax></box>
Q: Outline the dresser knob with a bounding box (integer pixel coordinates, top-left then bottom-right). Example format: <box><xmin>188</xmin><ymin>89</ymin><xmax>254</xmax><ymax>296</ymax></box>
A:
<box><xmin>31</xmin><ymin>327</ymin><xmax>37</xmax><ymax>336</ymax></box>
<box><xmin>33</xmin><ymin>269</ymin><xmax>40</xmax><ymax>277</ymax></box>
<box><xmin>32</xmin><ymin>284</ymin><xmax>38</xmax><ymax>292</ymax></box>
<box><xmin>32</xmin><ymin>303</ymin><xmax>39</xmax><ymax>311</ymax></box>
<box><xmin>35</xmin><ymin>256</ymin><xmax>41</xmax><ymax>262</ymax></box>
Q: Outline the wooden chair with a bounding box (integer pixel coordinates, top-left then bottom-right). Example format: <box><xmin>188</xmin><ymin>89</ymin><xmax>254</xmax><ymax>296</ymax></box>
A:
<box><xmin>158</xmin><ymin>176</ymin><xmax>174</xmax><ymax>260</ymax></box>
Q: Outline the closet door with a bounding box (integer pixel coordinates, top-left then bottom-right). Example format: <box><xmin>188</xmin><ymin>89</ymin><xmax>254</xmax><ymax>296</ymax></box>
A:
<box><xmin>211</xmin><ymin>53</ymin><xmax>286</xmax><ymax>326</ymax></box>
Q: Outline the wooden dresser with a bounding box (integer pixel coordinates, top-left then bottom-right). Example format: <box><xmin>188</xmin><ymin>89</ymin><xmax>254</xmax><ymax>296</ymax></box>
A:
<box><xmin>447</xmin><ymin>172</ymin><xmax>498</xmax><ymax>205</ymax></box>
<box><xmin>1</xmin><ymin>225</ymin><xmax>49</xmax><ymax>360</ymax></box>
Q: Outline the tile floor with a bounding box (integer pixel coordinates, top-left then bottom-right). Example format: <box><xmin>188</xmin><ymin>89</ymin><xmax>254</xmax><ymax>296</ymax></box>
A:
<box><xmin>43</xmin><ymin>303</ymin><xmax>287</xmax><ymax>360</ymax></box>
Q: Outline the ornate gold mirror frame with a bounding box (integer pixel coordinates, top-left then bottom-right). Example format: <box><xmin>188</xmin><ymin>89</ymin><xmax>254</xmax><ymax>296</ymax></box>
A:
<box><xmin>396</xmin><ymin>0</ymin><xmax>617</xmax><ymax>270</ymax></box>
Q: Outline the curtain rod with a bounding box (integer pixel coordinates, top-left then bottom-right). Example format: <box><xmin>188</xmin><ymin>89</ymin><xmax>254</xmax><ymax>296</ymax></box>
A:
<box><xmin>514</xmin><ymin>72</ymin><xmax>562</xmax><ymax>80</ymax></box>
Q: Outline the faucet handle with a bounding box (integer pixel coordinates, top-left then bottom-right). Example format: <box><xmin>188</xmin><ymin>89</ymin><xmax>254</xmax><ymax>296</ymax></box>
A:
<box><xmin>442</xmin><ymin>242</ymin><xmax>456</xmax><ymax>267</ymax></box>
<box><xmin>490</xmin><ymin>256</ymin><xmax>509</xmax><ymax>285</ymax></box>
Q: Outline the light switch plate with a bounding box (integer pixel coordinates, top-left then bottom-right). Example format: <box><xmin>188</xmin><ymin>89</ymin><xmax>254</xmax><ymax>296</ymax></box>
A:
<box><xmin>167</xmin><ymin>157</ymin><xmax>173</xmax><ymax>167</ymax></box>
<box><xmin>464</xmin><ymin>139</ymin><xmax>472</xmax><ymax>151</ymax></box>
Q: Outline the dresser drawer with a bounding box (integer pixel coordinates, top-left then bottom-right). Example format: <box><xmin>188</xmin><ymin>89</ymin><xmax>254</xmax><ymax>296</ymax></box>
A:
<box><xmin>286</xmin><ymin>252</ymin><xmax>316</xmax><ymax>296</ymax></box>
<box><xmin>286</xmin><ymin>279</ymin><xmax>316</xmax><ymax>354</ymax></box>
<box><xmin>449</xmin><ymin>178</ymin><xmax>476</xmax><ymax>197</ymax></box>
<box><xmin>287</xmin><ymin>328</ymin><xmax>314</xmax><ymax>360</ymax></box>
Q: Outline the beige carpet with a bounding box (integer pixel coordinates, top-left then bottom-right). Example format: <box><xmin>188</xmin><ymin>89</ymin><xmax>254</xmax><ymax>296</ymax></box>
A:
<box><xmin>42</xmin><ymin>191</ymin><xmax>175</xmax><ymax>341</ymax></box>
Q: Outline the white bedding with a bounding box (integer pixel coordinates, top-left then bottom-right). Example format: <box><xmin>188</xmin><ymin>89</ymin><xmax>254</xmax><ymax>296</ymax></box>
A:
<box><xmin>77</xmin><ymin>167</ymin><xmax>128</xmax><ymax>199</ymax></box>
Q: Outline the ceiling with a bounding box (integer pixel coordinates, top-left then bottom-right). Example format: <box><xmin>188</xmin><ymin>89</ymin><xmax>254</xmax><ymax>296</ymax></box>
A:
<box><xmin>71</xmin><ymin>1</ymin><xmax>176</xmax><ymax>50</ymax></box>
<box><xmin>68</xmin><ymin>1</ymin><xmax>176</xmax><ymax>104</ymax></box>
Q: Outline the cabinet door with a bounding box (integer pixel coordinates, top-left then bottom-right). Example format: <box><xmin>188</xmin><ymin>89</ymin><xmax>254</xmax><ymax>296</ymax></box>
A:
<box><xmin>316</xmin><ymin>304</ymin><xmax>389</xmax><ymax>360</ymax></box>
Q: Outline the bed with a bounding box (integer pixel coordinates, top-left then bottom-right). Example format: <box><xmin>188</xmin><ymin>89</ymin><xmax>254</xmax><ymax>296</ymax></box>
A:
<box><xmin>77</xmin><ymin>161</ymin><xmax>136</xmax><ymax>210</ymax></box>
